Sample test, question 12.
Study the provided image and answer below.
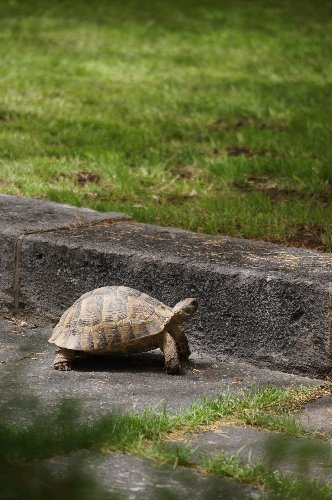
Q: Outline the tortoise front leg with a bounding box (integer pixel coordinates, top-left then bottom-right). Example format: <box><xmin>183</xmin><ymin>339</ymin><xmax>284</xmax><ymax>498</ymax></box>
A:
<box><xmin>160</xmin><ymin>331</ymin><xmax>182</xmax><ymax>375</ymax></box>
<box><xmin>53</xmin><ymin>348</ymin><xmax>76</xmax><ymax>371</ymax></box>
<box><xmin>170</xmin><ymin>325</ymin><xmax>191</xmax><ymax>363</ymax></box>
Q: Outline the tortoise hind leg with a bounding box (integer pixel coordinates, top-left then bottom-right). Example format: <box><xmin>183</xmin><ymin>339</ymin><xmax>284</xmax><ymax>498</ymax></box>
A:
<box><xmin>160</xmin><ymin>331</ymin><xmax>182</xmax><ymax>375</ymax></box>
<box><xmin>53</xmin><ymin>348</ymin><xmax>76</xmax><ymax>371</ymax></box>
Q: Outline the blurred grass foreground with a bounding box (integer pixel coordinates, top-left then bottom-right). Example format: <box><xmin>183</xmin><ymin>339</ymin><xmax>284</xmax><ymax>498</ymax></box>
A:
<box><xmin>1</xmin><ymin>387</ymin><xmax>332</xmax><ymax>499</ymax></box>
<box><xmin>0</xmin><ymin>0</ymin><xmax>331</xmax><ymax>249</ymax></box>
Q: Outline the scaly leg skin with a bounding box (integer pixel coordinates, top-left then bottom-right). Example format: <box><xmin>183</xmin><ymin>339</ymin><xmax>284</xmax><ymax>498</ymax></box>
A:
<box><xmin>160</xmin><ymin>331</ymin><xmax>182</xmax><ymax>375</ymax></box>
<box><xmin>170</xmin><ymin>325</ymin><xmax>191</xmax><ymax>364</ymax></box>
<box><xmin>53</xmin><ymin>348</ymin><xmax>76</xmax><ymax>371</ymax></box>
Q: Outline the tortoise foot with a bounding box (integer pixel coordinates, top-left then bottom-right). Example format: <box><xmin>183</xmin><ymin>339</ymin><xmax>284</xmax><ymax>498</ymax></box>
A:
<box><xmin>54</xmin><ymin>361</ymin><xmax>72</xmax><ymax>371</ymax></box>
<box><xmin>165</xmin><ymin>362</ymin><xmax>183</xmax><ymax>375</ymax></box>
<box><xmin>53</xmin><ymin>348</ymin><xmax>75</xmax><ymax>371</ymax></box>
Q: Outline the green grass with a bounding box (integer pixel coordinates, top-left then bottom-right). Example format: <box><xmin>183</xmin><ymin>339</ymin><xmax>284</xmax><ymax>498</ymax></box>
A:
<box><xmin>174</xmin><ymin>386</ymin><xmax>315</xmax><ymax>437</ymax></box>
<box><xmin>167</xmin><ymin>385</ymin><xmax>332</xmax><ymax>451</ymax></box>
<box><xmin>0</xmin><ymin>0</ymin><xmax>331</xmax><ymax>249</ymax></box>
<box><xmin>2</xmin><ymin>386</ymin><xmax>332</xmax><ymax>498</ymax></box>
<box><xmin>205</xmin><ymin>453</ymin><xmax>332</xmax><ymax>500</ymax></box>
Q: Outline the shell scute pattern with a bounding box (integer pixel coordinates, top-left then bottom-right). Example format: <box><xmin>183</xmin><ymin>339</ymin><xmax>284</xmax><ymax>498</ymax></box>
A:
<box><xmin>79</xmin><ymin>294</ymin><xmax>104</xmax><ymax>326</ymax></box>
<box><xmin>50</xmin><ymin>286</ymin><xmax>174</xmax><ymax>352</ymax></box>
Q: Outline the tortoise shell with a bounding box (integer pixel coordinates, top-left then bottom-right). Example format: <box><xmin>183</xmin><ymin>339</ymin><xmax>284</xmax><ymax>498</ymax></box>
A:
<box><xmin>49</xmin><ymin>286</ymin><xmax>174</xmax><ymax>352</ymax></box>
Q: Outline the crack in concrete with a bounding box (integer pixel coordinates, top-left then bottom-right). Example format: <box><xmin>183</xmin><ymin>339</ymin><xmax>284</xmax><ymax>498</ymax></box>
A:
<box><xmin>0</xmin><ymin>350</ymin><xmax>47</xmax><ymax>365</ymax></box>
<box><xmin>0</xmin><ymin>355</ymin><xmax>31</xmax><ymax>365</ymax></box>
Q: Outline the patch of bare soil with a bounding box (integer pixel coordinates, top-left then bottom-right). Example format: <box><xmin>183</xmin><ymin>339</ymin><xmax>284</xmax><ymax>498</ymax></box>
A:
<box><xmin>209</xmin><ymin>117</ymin><xmax>288</xmax><ymax>132</ymax></box>
<box><xmin>233</xmin><ymin>175</ymin><xmax>278</xmax><ymax>191</ymax></box>
<box><xmin>233</xmin><ymin>175</ymin><xmax>332</xmax><ymax>205</ymax></box>
<box><xmin>212</xmin><ymin>146</ymin><xmax>273</xmax><ymax>158</ymax></box>
<box><xmin>165</xmin><ymin>192</ymin><xmax>198</xmax><ymax>204</ymax></box>
<box><xmin>170</xmin><ymin>164</ymin><xmax>198</xmax><ymax>180</ymax></box>
<box><xmin>225</xmin><ymin>146</ymin><xmax>269</xmax><ymax>158</ymax></box>
<box><xmin>75</xmin><ymin>171</ymin><xmax>100</xmax><ymax>186</ymax></box>
<box><xmin>267</xmin><ymin>224</ymin><xmax>325</xmax><ymax>252</ymax></box>
<box><xmin>57</xmin><ymin>171</ymin><xmax>100</xmax><ymax>186</ymax></box>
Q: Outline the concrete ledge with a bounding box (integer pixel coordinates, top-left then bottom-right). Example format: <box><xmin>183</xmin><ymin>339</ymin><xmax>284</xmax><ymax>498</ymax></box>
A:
<box><xmin>0</xmin><ymin>195</ymin><xmax>130</xmax><ymax>314</ymax></box>
<box><xmin>1</xmin><ymin>195</ymin><xmax>332</xmax><ymax>376</ymax></box>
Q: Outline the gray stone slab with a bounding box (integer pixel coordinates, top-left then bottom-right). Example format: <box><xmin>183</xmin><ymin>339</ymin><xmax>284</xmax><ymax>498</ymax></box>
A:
<box><xmin>0</xmin><ymin>317</ymin><xmax>324</xmax><ymax>422</ymax></box>
<box><xmin>183</xmin><ymin>426</ymin><xmax>332</xmax><ymax>483</ymax></box>
<box><xmin>187</xmin><ymin>426</ymin><xmax>270</xmax><ymax>463</ymax></box>
<box><xmin>0</xmin><ymin>194</ymin><xmax>130</xmax><ymax>314</ymax></box>
<box><xmin>300</xmin><ymin>396</ymin><xmax>332</xmax><ymax>434</ymax></box>
<box><xmin>0</xmin><ymin>194</ymin><xmax>129</xmax><ymax>235</ymax></box>
<box><xmin>19</xmin><ymin>221</ymin><xmax>332</xmax><ymax>375</ymax></box>
<box><xmin>76</xmin><ymin>451</ymin><xmax>258</xmax><ymax>499</ymax></box>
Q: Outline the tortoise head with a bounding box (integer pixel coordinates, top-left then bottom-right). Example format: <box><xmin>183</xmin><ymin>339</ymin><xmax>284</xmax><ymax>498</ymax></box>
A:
<box><xmin>172</xmin><ymin>298</ymin><xmax>198</xmax><ymax>323</ymax></box>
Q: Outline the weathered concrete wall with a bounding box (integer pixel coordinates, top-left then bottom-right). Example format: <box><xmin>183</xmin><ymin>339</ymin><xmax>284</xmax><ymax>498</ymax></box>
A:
<box><xmin>0</xmin><ymin>194</ymin><xmax>130</xmax><ymax>313</ymax></box>
<box><xmin>1</xmin><ymin>195</ymin><xmax>332</xmax><ymax>375</ymax></box>
<box><xmin>19</xmin><ymin>221</ymin><xmax>332</xmax><ymax>376</ymax></box>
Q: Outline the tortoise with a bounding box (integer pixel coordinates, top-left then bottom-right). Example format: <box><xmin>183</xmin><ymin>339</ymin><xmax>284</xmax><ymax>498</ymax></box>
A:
<box><xmin>49</xmin><ymin>285</ymin><xmax>198</xmax><ymax>374</ymax></box>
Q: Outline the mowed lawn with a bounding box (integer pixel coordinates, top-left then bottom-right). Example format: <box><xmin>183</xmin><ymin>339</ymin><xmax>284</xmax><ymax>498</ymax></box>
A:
<box><xmin>1</xmin><ymin>0</ymin><xmax>331</xmax><ymax>249</ymax></box>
